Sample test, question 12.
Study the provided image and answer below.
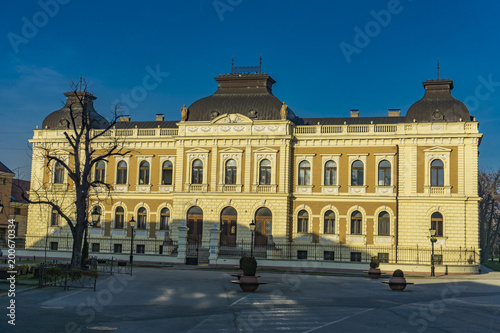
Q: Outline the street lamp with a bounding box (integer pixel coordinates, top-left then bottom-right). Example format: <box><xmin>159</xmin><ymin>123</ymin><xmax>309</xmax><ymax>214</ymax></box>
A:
<box><xmin>129</xmin><ymin>217</ymin><xmax>136</xmax><ymax>275</ymax></box>
<box><xmin>90</xmin><ymin>207</ymin><xmax>101</xmax><ymax>227</ymax></box>
<box><xmin>249</xmin><ymin>220</ymin><xmax>256</xmax><ymax>257</ymax></box>
<box><xmin>429</xmin><ymin>228</ymin><xmax>437</xmax><ymax>277</ymax></box>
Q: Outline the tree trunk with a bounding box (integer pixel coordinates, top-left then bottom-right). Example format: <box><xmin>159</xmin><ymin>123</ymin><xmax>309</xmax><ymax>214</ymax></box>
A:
<box><xmin>71</xmin><ymin>228</ymin><xmax>84</xmax><ymax>268</ymax></box>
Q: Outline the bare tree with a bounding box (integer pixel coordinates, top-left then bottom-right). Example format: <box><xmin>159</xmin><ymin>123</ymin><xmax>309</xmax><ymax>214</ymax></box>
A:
<box><xmin>23</xmin><ymin>78</ymin><xmax>130</xmax><ymax>268</ymax></box>
<box><xmin>478</xmin><ymin>169</ymin><xmax>500</xmax><ymax>263</ymax></box>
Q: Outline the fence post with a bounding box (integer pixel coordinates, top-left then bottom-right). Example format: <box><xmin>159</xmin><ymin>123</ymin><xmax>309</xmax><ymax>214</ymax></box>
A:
<box><xmin>176</xmin><ymin>222</ymin><xmax>189</xmax><ymax>264</ymax></box>
<box><xmin>208</xmin><ymin>223</ymin><xmax>220</xmax><ymax>265</ymax></box>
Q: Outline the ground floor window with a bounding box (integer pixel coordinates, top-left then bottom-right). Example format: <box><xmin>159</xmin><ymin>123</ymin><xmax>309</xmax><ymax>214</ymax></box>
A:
<box><xmin>432</xmin><ymin>254</ymin><xmax>443</xmax><ymax>265</ymax></box>
<box><xmin>378</xmin><ymin>252</ymin><xmax>389</xmax><ymax>263</ymax></box>
<box><xmin>114</xmin><ymin>244</ymin><xmax>122</xmax><ymax>253</ymax></box>
<box><xmin>92</xmin><ymin>243</ymin><xmax>100</xmax><ymax>252</ymax></box>
<box><xmin>324</xmin><ymin>251</ymin><xmax>335</xmax><ymax>261</ymax></box>
<box><xmin>350</xmin><ymin>252</ymin><xmax>361</xmax><ymax>262</ymax></box>
<box><xmin>50</xmin><ymin>242</ymin><xmax>58</xmax><ymax>251</ymax></box>
<box><xmin>297</xmin><ymin>250</ymin><xmax>308</xmax><ymax>259</ymax></box>
<box><xmin>136</xmin><ymin>244</ymin><xmax>145</xmax><ymax>254</ymax></box>
<box><xmin>159</xmin><ymin>245</ymin><xmax>163</xmax><ymax>254</ymax></box>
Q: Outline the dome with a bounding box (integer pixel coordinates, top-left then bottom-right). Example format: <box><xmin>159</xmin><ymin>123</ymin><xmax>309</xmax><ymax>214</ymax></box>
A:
<box><xmin>406</xmin><ymin>79</ymin><xmax>470</xmax><ymax>122</ymax></box>
<box><xmin>42</xmin><ymin>91</ymin><xmax>109</xmax><ymax>130</ymax></box>
<box><xmin>187</xmin><ymin>73</ymin><xmax>298</xmax><ymax>122</ymax></box>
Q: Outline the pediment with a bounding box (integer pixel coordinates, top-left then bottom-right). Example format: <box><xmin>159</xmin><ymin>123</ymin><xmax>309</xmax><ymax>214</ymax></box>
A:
<box><xmin>219</xmin><ymin>147</ymin><xmax>245</xmax><ymax>154</ymax></box>
<box><xmin>211</xmin><ymin>113</ymin><xmax>253</xmax><ymax>124</ymax></box>
<box><xmin>423</xmin><ymin>146</ymin><xmax>452</xmax><ymax>153</ymax></box>
<box><xmin>253</xmin><ymin>147</ymin><xmax>279</xmax><ymax>154</ymax></box>
<box><xmin>185</xmin><ymin>147</ymin><xmax>211</xmax><ymax>154</ymax></box>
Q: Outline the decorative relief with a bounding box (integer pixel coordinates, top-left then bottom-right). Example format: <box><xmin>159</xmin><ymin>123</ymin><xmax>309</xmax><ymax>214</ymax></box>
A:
<box><xmin>253</xmin><ymin>125</ymin><xmax>282</xmax><ymax>132</ymax></box>
<box><xmin>427</xmin><ymin>154</ymin><xmax>448</xmax><ymax>162</ymax></box>
<box><xmin>136</xmin><ymin>185</ymin><xmax>151</xmax><ymax>192</ymax></box>
<box><xmin>348</xmin><ymin>235</ymin><xmax>364</xmax><ymax>243</ymax></box>
<box><xmin>222</xmin><ymin>154</ymin><xmax>241</xmax><ymax>160</ymax></box>
<box><xmin>135</xmin><ymin>231</ymin><xmax>147</xmax><ymax>237</ymax></box>
<box><xmin>158</xmin><ymin>185</ymin><xmax>174</xmax><ymax>192</ymax></box>
<box><xmin>295</xmin><ymin>186</ymin><xmax>313</xmax><ymax>193</ymax></box>
<box><xmin>256</xmin><ymin>154</ymin><xmax>275</xmax><ymax>160</ymax></box>
<box><xmin>375</xmin><ymin>236</ymin><xmax>392</xmax><ymax>243</ymax></box>
<box><xmin>113</xmin><ymin>185</ymin><xmax>128</xmax><ymax>192</ymax></box>
<box><xmin>111</xmin><ymin>230</ymin><xmax>126</xmax><ymax>236</ymax></box>
<box><xmin>348</xmin><ymin>186</ymin><xmax>366</xmax><ymax>194</ymax></box>
<box><xmin>224</xmin><ymin>114</ymin><xmax>241</xmax><ymax>123</ymax></box>
<box><xmin>375</xmin><ymin>186</ymin><xmax>394</xmax><ymax>194</ymax></box>
<box><xmin>188</xmin><ymin>154</ymin><xmax>208</xmax><ymax>162</ymax></box>
<box><xmin>321</xmin><ymin>186</ymin><xmax>339</xmax><ymax>194</ymax></box>
<box><xmin>219</xmin><ymin>125</ymin><xmax>247</xmax><ymax>132</ymax></box>
<box><xmin>320</xmin><ymin>234</ymin><xmax>338</xmax><ymax>243</ymax></box>
<box><xmin>90</xmin><ymin>229</ymin><xmax>103</xmax><ymax>236</ymax></box>
<box><xmin>295</xmin><ymin>234</ymin><xmax>312</xmax><ymax>241</ymax></box>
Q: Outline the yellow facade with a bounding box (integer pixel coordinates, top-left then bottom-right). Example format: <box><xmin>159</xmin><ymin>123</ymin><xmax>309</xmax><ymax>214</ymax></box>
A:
<box><xmin>25</xmin><ymin>73</ymin><xmax>482</xmax><ymax>269</ymax></box>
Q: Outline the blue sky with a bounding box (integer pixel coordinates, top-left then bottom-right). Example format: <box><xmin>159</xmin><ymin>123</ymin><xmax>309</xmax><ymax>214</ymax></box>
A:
<box><xmin>1</xmin><ymin>1</ymin><xmax>499</xmax><ymax>180</ymax></box>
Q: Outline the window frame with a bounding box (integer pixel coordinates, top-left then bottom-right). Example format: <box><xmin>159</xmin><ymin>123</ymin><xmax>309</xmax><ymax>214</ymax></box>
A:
<box><xmin>139</xmin><ymin>160</ymin><xmax>150</xmax><ymax>185</ymax></box>
<box><xmin>351</xmin><ymin>160</ymin><xmax>364</xmax><ymax>186</ymax></box>
<box><xmin>430</xmin><ymin>159</ymin><xmax>444</xmax><ymax>187</ymax></box>
<box><xmin>116</xmin><ymin>161</ymin><xmax>128</xmax><ymax>185</ymax></box>
<box><xmin>225</xmin><ymin>159</ymin><xmax>237</xmax><ymax>185</ymax></box>
<box><xmin>378</xmin><ymin>160</ymin><xmax>391</xmax><ymax>186</ymax></box>
<box><xmin>54</xmin><ymin>161</ymin><xmax>65</xmax><ymax>184</ymax></box>
<box><xmin>191</xmin><ymin>159</ymin><xmax>203</xmax><ymax>184</ymax></box>
<box><xmin>324</xmin><ymin>160</ymin><xmax>337</xmax><ymax>186</ymax></box>
<box><xmin>114</xmin><ymin>206</ymin><xmax>124</xmax><ymax>229</ymax></box>
<box><xmin>161</xmin><ymin>160</ymin><xmax>173</xmax><ymax>185</ymax></box>
<box><xmin>350</xmin><ymin>211</ymin><xmax>363</xmax><ymax>235</ymax></box>
<box><xmin>297</xmin><ymin>210</ymin><xmax>309</xmax><ymax>233</ymax></box>
<box><xmin>298</xmin><ymin>160</ymin><xmax>311</xmax><ymax>186</ymax></box>
<box><xmin>160</xmin><ymin>207</ymin><xmax>170</xmax><ymax>230</ymax></box>
<box><xmin>259</xmin><ymin>159</ymin><xmax>272</xmax><ymax>185</ymax></box>
<box><xmin>137</xmin><ymin>207</ymin><xmax>147</xmax><ymax>229</ymax></box>
<box><xmin>94</xmin><ymin>161</ymin><xmax>106</xmax><ymax>183</ymax></box>
<box><xmin>378</xmin><ymin>211</ymin><xmax>390</xmax><ymax>236</ymax></box>
<box><xmin>323</xmin><ymin>210</ymin><xmax>335</xmax><ymax>234</ymax></box>
<box><xmin>431</xmin><ymin>212</ymin><xmax>444</xmax><ymax>237</ymax></box>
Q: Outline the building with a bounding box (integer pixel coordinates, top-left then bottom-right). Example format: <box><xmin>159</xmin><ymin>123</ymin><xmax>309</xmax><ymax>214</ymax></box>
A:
<box><xmin>25</xmin><ymin>70</ymin><xmax>482</xmax><ymax>272</ymax></box>
<box><xmin>0</xmin><ymin>161</ymin><xmax>30</xmax><ymax>248</ymax></box>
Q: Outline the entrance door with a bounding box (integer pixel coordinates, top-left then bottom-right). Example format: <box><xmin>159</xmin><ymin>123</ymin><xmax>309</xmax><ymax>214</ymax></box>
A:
<box><xmin>255</xmin><ymin>208</ymin><xmax>272</xmax><ymax>247</ymax></box>
<box><xmin>220</xmin><ymin>207</ymin><xmax>237</xmax><ymax>247</ymax></box>
<box><xmin>187</xmin><ymin>206</ymin><xmax>203</xmax><ymax>246</ymax></box>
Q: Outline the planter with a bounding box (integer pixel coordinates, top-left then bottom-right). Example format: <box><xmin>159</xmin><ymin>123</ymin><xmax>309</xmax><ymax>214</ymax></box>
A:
<box><xmin>368</xmin><ymin>268</ymin><xmax>381</xmax><ymax>279</ymax></box>
<box><xmin>388</xmin><ymin>277</ymin><xmax>407</xmax><ymax>291</ymax></box>
<box><xmin>239</xmin><ymin>275</ymin><xmax>260</xmax><ymax>292</ymax></box>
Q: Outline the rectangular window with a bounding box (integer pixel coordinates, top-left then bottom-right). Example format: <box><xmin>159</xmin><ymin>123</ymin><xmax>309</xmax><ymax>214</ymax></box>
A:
<box><xmin>378</xmin><ymin>253</ymin><xmax>389</xmax><ymax>263</ymax></box>
<box><xmin>114</xmin><ymin>244</ymin><xmax>122</xmax><ymax>253</ymax></box>
<box><xmin>0</xmin><ymin>178</ymin><xmax>5</xmax><ymax>185</ymax></box>
<box><xmin>432</xmin><ymin>254</ymin><xmax>443</xmax><ymax>265</ymax></box>
<box><xmin>91</xmin><ymin>243</ymin><xmax>100</xmax><ymax>252</ymax></box>
<box><xmin>50</xmin><ymin>242</ymin><xmax>58</xmax><ymax>251</ymax></box>
<box><xmin>297</xmin><ymin>217</ymin><xmax>308</xmax><ymax>233</ymax></box>
<box><xmin>350</xmin><ymin>252</ymin><xmax>361</xmax><ymax>262</ymax></box>
<box><xmin>159</xmin><ymin>245</ymin><xmax>163</xmax><ymax>254</ymax></box>
<box><xmin>136</xmin><ymin>244</ymin><xmax>145</xmax><ymax>254</ymax></box>
<box><xmin>324</xmin><ymin>251</ymin><xmax>335</xmax><ymax>261</ymax></box>
<box><xmin>297</xmin><ymin>250</ymin><xmax>308</xmax><ymax>259</ymax></box>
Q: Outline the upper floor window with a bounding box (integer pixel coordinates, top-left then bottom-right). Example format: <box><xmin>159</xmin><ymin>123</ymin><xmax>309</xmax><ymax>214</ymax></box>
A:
<box><xmin>431</xmin><ymin>159</ymin><xmax>444</xmax><ymax>187</ymax></box>
<box><xmin>95</xmin><ymin>161</ymin><xmax>105</xmax><ymax>183</ymax></box>
<box><xmin>324</xmin><ymin>210</ymin><xmax>335</xmax><ymax>234</ymax></box>
<box><xmin>137</xmin><ymin>207</ymin><xmax>147</xmax><ymax>229</ymax></box>
<box><xmin>259</xmin><ymin>159</ymin><xmax>271</xmax><ymax>185</ymax></box>
<box><xmin>192</xmin><ymin>159</ymin><xmax>203</xmax><ymax>184</ymax></box>
<box><xmin>139</xmin><ymin>161</ymin><xmax>150</xmax><ymax>185</ymax></box>
<box><xmin>160</xmin><ymin>208</ymin><xmax>170</xmax><ymax>230</ymax></box>
<box><xmin>225</xmin><ymin>159</ymin><xmax>237</xmax><ymax>185</ymax></box>
<box><xmin>116</xmin><ymin>161</ymin><xmax>127</xmax><ymax>184</ymax></box>
<box><xmin>297</xmin><ymin>210</ymin><xmax>309</xmax><ymax>233</ymax></box>
<box><xmin>324</xmin><ymin>160</ymin><xmax>337</xmax><ymax>186</ymax></box>
<box><xmin>54</xmin><ymin>161</ymin><xmax>64</xmax><ymax>184</ymax></box>
<box><xmin>378</xmin><ymin>160</ymin><xmax>391</xmax><ymax>186</ymax></box>
<box><xmin>351</xmin><ymin>160</ymin><xmax>364</xmax><ymax>186</ymax></box>
<box><xmin>431</xmin><ymin>212</ymin><xmax>443</xmax><ymax>237</ymax></box>
<box><xmin>115</xmin><ymin>206</ymin><xmax>124</xmax><ymax>229</ymax></box>
<box><xmin>378</xmin><ymin>211</ymin><xmax>390</xmax><ymax>236</ymax></box>
<box><xmin>51</xmin><ymin>209</ymin><xmax>60</xmax><ymax>226</ymax></box>
<box><xmin>298</xmin><ymin>161</ymin><xmax>311</xmax><ymax>186</ymax></box>
<box><xmin>162</xmin><ymin>161</ymin><xmax>173</xmax><ymax>185</ymax></box>
<box><xmin>351</xmin><ymin>211</ymin><xmax>362</xmax><ymax>235</ymax></box>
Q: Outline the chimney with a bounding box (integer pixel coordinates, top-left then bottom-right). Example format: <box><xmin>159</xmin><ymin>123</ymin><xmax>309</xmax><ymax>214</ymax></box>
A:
<box><xmin>350</xmin><ymin>109</ymin><xmax>359</xmax><ymax>118</ymax></box>
<box><xmin>388</xmin><ymin>109</ymin><xmax>401</xmax><ymax>117</ymax></box>
<box><xmin>156</xmin><ymin>114</ymin><xmax>164</xmax><ymax>121</ymax></box>
<box><xmin>120</xmin><ymin>115</ymin><xmax>131</xmax><ymax>122</ymax></box>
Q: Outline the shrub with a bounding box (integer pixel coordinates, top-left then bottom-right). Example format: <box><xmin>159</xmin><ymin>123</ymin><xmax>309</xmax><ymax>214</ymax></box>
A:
<box><xmin>82</xmin><ymin>269</ymin><xmax>99</xmax><ymax>279</ymax></box>
<box><xmin>68</xmin><ymin>269</ymin><xmax>83</xmax><ymax>281</ymax></box>
<box><xmin>392</xmin><ymin>269</ymin><xmax>404</xmax><ymax>278</ymax></box>
<box><xmin>370</xmin><ymin>256</ymin><xmax>380</xmax><ymax>269</ymax></box>
<box><xmin>240</xmin><ymin>256</ymin><xmax>257</xmax><ymax>276</ymax></box>
<box><xmin>46</xmin><ymin>266</ymin><xmax>64</xmax><ymax>278</ymax></box>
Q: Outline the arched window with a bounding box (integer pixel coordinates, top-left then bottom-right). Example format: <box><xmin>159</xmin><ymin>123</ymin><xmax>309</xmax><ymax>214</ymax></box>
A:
<box><xmin>162</xmin><ymin>161</ymin><xmax>173</xmax><ymax>185</ymax></box>
<box><xmin>351</xmin><ymin>160</ymin><xmax>364</xmax><ymax>186</ymax></box>
<box><xmin>324</xmin><ymin>160</ymin><xmax>337</xmax><ymax>186</ymax></box>
<box><xmin>298</xmin><ymin>161</ymin><xmax>311</xmax><ymax>186</ymax></box>
<box><xmin>351</xmin><ymin>211</ymin><xmax>362</xmax><ymax>235</ymax></box>
<box><xmin>116</xmin><ymin>161</ymin><xmax>127</xmax><ymax>184</ymax></box>
<box><xmin>192</xmin><ymin>159</ymin><xmax>203</xmax><ymax>184</ymax></box>
<box><xmin>137</xmin><ymin>207</ymin><xmax>147</xmax><ymax>229</ymax></box>
<box><xmin>378</xmin><ymin>211</ymin><xmax>390</xmax><ymax>236</ymax></box>
<box><xmin>259</xmin><ymin>159</ymin><xmax>271</xmax><ymax>185</ymax></box>
<box><xmin>220</xmin><ymin>207</ymin><xmax>237</xmax><ymax>246</ymax></box>
<box><xmin>51</xmin><ymin>209</ymin><xmax>60</xmax><ymax>226</ymax></box>
<box><xmin>225</xmin><ymin>159</ymin><xmax>237</xmax><ymax>185</ymax></box>
<box><xmin>324</xmin><ymin>210</ymin><xmax>335</xmax><ymax>234</ymax></box>
<box><xmin>139</xmin><ymin>161</ymin><xmax>150</xmax><ymax>185</ymax></box>
<box><xmin>92</xmin><ymin>206</ymin><xmax>102</xmax><ymax>228</ymax></box>
<box><xmin>160</xmin><ymin>208</ymin><xmax>170</xmax><ymax>230</ymax></box>
<box><xmin>297</xmin><ymin>210</ymin><xmax>309</xmax><ymax>233</ymax></box>
<box><xmin>114</xmin><ymin>207</ymin><xmax>124</xmax><ymax>229</ymax></box>
<box><xmin>54</xmin><ymin>161</ymin><xmax>64</xmax><ymax>184</ymax></box>
<box><xmin>431</xmin><ymin>160</ymin><xmax>444</xmax><ymax>187</ymax></box>
<box><xmin>431</xmin><ymin>212</ymin><xmax>443</xmax><ymax>237</ymax></box>
<box><xmin>94</xmin><ymin>161</ymin><xmax>105</xmax><ymax>183</ymax></box>
<box><xmin>378</xmin><ymin>160</ymin><xmax>391</xmax><ymax>186</ymax></box>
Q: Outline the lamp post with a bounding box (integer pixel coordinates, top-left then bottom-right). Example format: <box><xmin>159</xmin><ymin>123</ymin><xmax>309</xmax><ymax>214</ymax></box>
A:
<box><xmin>429</xmin><ymin>228</ymin><xmax>437</xmax><ymax>277</ymax></box>
<box><xmin>129</xmin><ymin>217</ymin><xmax>136</xmax><ymax>275</ymax></box>
<box><xmin>249</xmin><ymin>220</ymin><xmax>256</xmax><ymax>257</ymax></box>
<box><xmin>88</xmin><ymin>207</ymin><xmax>101</xmax><ymax>245</ymax></box>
